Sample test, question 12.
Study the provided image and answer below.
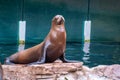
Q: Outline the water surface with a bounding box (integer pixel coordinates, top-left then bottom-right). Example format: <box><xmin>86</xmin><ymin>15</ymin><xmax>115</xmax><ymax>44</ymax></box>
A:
<box><xmin>0</xmin><ymin>42</ymin><xmax>120</xmax><ymax>67</ymax></box>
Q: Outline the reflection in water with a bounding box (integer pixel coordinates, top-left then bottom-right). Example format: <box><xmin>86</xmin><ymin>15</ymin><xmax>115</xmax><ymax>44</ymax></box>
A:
<box><xmin>83</xmin><ymin>42</ymin><xmax>90</xmax><ymax>53</ymax></box>
<box><xmin>18</xmin><ymin>44</ymin><xmax>25</xmax><ymax>52</ymax></box>
<box><xmin>82</xmin><ymin>42</ymin><xmax>90</xmax><ymax>63</ymax></box>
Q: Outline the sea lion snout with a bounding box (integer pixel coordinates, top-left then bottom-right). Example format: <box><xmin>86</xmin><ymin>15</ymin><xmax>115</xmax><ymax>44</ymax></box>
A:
<box><xmin>53</xmin><ymin>15</ymin><xmax>65</xmax><ymax>25</ymax></box>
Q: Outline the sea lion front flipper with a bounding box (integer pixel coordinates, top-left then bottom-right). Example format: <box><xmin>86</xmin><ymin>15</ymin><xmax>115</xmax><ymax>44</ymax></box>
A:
<box><xmin>59</xmin><ymin>53</ymin><xmax>79</xmax><ymax>63</ymax></box>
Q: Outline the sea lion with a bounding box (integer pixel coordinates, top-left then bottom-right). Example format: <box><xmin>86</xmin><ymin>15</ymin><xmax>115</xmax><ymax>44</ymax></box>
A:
<box><xmin>5</xmin><ymin>15</ymin><xmax>70</xmax><ymax>64</ymax></box>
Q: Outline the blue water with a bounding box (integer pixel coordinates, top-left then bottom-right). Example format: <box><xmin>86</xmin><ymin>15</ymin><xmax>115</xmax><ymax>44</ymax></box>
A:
<box><xmin>0</xmin><ymin>42</ymin><xmax>120</xmax><ymax>67</ymax></box>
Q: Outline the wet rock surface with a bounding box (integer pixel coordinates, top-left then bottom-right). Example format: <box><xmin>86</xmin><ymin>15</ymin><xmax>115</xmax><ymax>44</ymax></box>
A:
<box><xmin>2</xmin><ymin>62</ymin><xmax>120</xmax><ymax>80</ymax></box>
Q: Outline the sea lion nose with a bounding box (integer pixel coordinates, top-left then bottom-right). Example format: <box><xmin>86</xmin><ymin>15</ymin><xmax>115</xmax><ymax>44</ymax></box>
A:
<box><xmin>52</xmin><ymin>15</ymin><xmax>65</xmax><ymax>25</ymax></box>
<box><xmin>55</xmin><ymin>15</ymin><xmax>65</xmax><ymax>25</ymax></box>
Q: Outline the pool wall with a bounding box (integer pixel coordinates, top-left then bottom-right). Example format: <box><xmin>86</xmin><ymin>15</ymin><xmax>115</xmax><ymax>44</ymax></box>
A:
<box><xmin>0</xmin><ymin>0</ymin><xmax>120</xmax><ymax>44</ymax></box>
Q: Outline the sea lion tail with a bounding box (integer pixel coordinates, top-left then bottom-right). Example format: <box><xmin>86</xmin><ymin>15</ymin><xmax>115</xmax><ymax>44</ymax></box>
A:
<box><xmin>4</xmin><ymin>58</ymin><xmax>15</xmax><ymax>65</ymax></box>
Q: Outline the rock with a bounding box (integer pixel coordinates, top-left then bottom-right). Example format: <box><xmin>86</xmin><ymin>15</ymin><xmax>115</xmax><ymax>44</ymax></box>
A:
<box><xmin>91</xmin><ymin>64</ymin><xmax>120</xmax><ymax>80</ymax></box>
<box><xmin>2</xmin><ymin>62</ymin><xmax>83</xmax><ymax>80</ymax></box>
<box><xmin>2</xmin><ymin>62</ymin><xmax>120</xmax><ymax>80</ymax></box>
<box><xmin>78</xmin><ymin>64</ymin><xmax>120</xmax><ymax>80</ymax></box>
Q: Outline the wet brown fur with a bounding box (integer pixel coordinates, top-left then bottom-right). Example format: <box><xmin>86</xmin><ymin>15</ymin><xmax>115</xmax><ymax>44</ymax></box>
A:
<box><xmin>6</xmin><ymin>15</ymin><xmax>66</xmax><ymax>64</ymax></box>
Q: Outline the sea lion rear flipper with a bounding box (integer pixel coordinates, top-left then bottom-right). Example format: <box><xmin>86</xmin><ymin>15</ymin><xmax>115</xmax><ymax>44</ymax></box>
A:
<box><xmin>4</xmin><ymin>58</ymin><xmax>16</xmax><ymax>65</ymax></box>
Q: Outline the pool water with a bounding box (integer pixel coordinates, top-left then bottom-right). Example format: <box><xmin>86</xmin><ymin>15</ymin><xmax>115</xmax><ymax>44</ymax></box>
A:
<box><xmin>66</xmin><ymin>42</ymin><xmax>120</xmax><ymax>67</ymax></box>
<box><xmin>0</xmin><ymin>42</ymin><xmax>120</xmax><ymax>67</ymax></box>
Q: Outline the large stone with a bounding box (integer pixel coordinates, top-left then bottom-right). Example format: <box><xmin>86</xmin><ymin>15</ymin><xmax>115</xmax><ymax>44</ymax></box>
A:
<box><xmin>2</xmin><ymin>62</ymin><xmax>83</xmax><ymax>80</ymax></box>
<box><xmin>80</xmin><ymin>64</ymin><xmax>120</xmax><ymax>80</ymax></box>
<box><xmin>2</xmin><ymin>62</ymin><xmax>120</xmax><ymax>80</ymax></box>
<box><xmin>91</xmin><ymin>64</ymin><xmax>120</xmax><ymax>80</ymax></box>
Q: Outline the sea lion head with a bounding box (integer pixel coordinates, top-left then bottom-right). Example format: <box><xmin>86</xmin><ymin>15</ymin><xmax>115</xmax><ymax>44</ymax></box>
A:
<box><xmin>52</xmin><ymin>15</ymin><xmax>65</xmax><ymax>25</ymax></box>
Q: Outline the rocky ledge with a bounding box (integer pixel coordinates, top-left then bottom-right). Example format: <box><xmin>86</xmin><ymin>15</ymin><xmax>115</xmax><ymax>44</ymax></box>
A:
<box><xmin>2</xmin><ymin>61</ymin><xmax>120</xmax><ymax>80</ymax></box>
